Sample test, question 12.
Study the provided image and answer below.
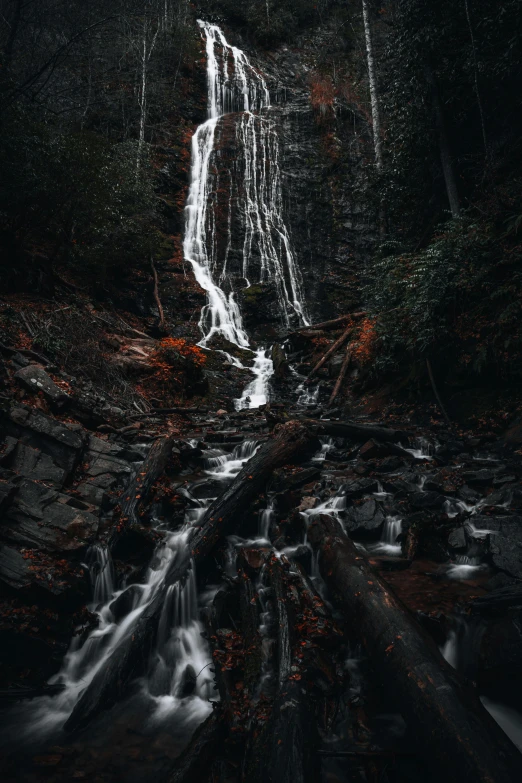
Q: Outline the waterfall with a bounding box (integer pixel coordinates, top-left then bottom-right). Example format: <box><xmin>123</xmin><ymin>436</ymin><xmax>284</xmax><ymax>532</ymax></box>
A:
<box><xmin>183</xmin><ymin>21</ymin><xmax>308</xmax><ymax>352</ymax></box>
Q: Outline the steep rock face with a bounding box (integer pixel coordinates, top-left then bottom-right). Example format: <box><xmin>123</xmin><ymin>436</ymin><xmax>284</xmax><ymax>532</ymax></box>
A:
<box><xmin>179</xmin><ymin>22</ymin><xmax>376</xmax><ymax>340</ymax></box>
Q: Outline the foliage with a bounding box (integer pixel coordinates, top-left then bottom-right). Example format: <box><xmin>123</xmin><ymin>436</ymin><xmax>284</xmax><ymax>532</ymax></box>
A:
<box><xmin>139</xmin><ymin>338</ymin><xmax>208</xmax><ymax>402</ymax></box>
<box><xmin>367</xmin><ymin>182</ymin><xmax>522</xmax><ymax>379</ymax></box>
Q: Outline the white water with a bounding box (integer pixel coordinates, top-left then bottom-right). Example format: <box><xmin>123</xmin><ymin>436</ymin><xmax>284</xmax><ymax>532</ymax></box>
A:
<box><xmin>183</xmin><ymin>21</ymin><xmax>308</xmax><ymax>350</ymax></box>
<box><xmin>236</xmin><ymin>348</ymin><xmax>274</xmax><ymax>409</ymax></box>
<box><xmin>10</xmin><ymin>435</ymin><xmax>264</xmax><ymax>744</ymax></box>
<box><xmin>371</xmin><ymin>515</ymin><xmax>402</xmax><ymax>556</ymax></box>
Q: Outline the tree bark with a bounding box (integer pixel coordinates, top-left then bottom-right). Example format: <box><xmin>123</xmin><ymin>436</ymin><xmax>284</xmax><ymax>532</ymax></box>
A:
<box><xmin>308</xmin><ymin>514</ymin><xmax>522</xmax><ymax>783</ymax></box>
<box><xmin>64</xmin><ymin>422</ymin><xmax>318</xmax><ymax>733</ymax></box>
<box><xmin>328</xmin><ymin>347</ymin><xmax>351</xmax><ymax>406</ymax></box>
<box><xmin>287</xmin><ymin>312</ymin><xmax>366</xmax><ymax>338</ymax></box>
<box><xmin>362</xmin><ymin>0</ymin><xmax>383</xmax><ymax>170</ymax></box>
<box><xmin>151</xmin><ymin>258</ymin><xmax>166</xmax><ymax>331</ymax></box>
<box><xmin>301</xmin><ymin>418</ymin><xmax>408</xmax><ymax>444</ymax></box>
<box><xmin>307</xmin><ymin>324</ymin><xmax>353</xmax><ymax>380</ymax></box>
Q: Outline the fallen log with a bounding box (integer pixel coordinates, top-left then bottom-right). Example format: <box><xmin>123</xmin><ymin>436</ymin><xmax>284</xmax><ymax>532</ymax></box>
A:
<box><xmin>301</xmin><ymin>418</ymin><xmax>408</xmax><ymax>444</ymax></box>
<box><xmin>246</xmin><ymin>556</ymin><xmax>320</xmax><ymax>783</ymax></box>
<box><xmin>308</xmin><ymin>515</ymin><xmax>522</xmax><ymax>783</ymax></box>
<box><xmin>287</xmin><ymin>312</ymin><xmax>367</xmax><ymax>338</ymax></box>
<box><xmin>328</xmin><ymin>347</ymin><xmax>351</xmax><ymax>406</ymax></box>
<box><xmin>166</xmin><ymin>709</ymin><xmax>227</xmax><ymax>783</ymax></box>
<box><xmin>109</xmin><ymin>432</ymin><xmax>177</xmax><ymax>550</ymax></box>
<box><xmin>64</xmin><ymin>422</ymin><xmax>318</xmax><ymax>734</ymax></box>
<box><xmin>307</xmin><ymin>324</ymin><xmax>353</xmax><ymax>380</ymax></box>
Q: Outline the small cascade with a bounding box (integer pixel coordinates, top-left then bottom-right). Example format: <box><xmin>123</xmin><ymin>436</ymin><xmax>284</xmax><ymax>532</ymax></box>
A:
<box><xmin>371</xmin><ymin>516</ymin><xmax>402</xmax><ymax>556</ymax></box>
<box><xmin>259</xmin><ymin>497</ymin><xmax>276</xmax><ymax>540</ymax></box>
<box><xmin>297</xmin><ymin>381</ymin><xmax>320</xmax><ymax>407</ymax></box>
<box><xmin>406</xmin><ymin>436</ymin><xmax>435</xmax><ymax>460</ymax></box>
<box><xmin>236</xmin><ymin>347</ymin><xmax>274</xmax><ymax>410</ymax></box>
<box><xmin>85</xmin><ymin>544</ymin><xmax>114</xmax><ymax>610</ymax></box>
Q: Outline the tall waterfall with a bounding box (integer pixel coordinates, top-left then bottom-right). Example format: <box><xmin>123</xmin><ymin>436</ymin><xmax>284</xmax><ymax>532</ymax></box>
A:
<box><xmin>183</xmin><ymin>20</ymin><xmax>308</xmax><ymax>349</ymax></box>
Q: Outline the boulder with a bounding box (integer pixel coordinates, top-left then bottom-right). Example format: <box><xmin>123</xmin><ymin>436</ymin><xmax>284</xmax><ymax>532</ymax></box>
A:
<box><xmin>1</xmin><ymin>479</ymin><xmax>99</xmax><ymax>552</ymax></box>
<box><xmin>461</xmin><ymin>469</ymin><xmax>496</xmax><ymax>488</ymax></box>
<box><xmin>4</xmin><ymin>441</ymin><xmax>65</xmax><ymax>487</ymax></box>
<box><xmin>0</xmin><ymin>545</ymin><xmax>30</xmax><ymax>589</ymax></box>
<box><xmin>409</xmin><ymin>491</ymin><xmax>446</xmax><ymax>510</ymax></box>
<box><xmin>13</xmin><ymin>365</ymin><xmax>70</xmax><ymax>410</ymax></box>
<box><xmin>479</xmin><ymin>515</ymin><xmax>522</xmax><ymax>580</ymax></box>
<box><xmin>448</xmin><ymin>527</ymin><xmax>467</xmax><ymax>550</ymax></box>
<box><xmin>345</xmin><ymin>498</ymin><xmax>384</xmax><ymax>534</ymax></box>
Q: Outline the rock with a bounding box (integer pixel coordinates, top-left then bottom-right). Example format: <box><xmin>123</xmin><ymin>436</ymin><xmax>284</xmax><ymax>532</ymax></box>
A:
<box><xmin>359</xmin><ymin>439</ymin><xmax>394</xmax><ymax>460</ymax></box>
<box><xmin>0</xmin><ymin>477</ymin><xmax>18</xmax><ymax>514</ymax></box>
<box><xmin>270</xmin><ymin>466</ymin><xmax>321</xmax><ymax>493</ymax></box>
<box><xmin>457</xmin><ymin>485</ymin><xmax>482</xmax><ymax>504</ymax></box>
<box><xmin>375</xmin><ymin>456</ymin><xmax>404</xmax><ymax>473</ymax></box>
<box><xmin>177</xmin><ymin>664</ymin><xmax>197</xmax><ymax>698</ymax></box>
<box><xmin>109</xmin><ymin>585</ymin><xmax>142</xmax><ymax>621</ymax></box>
<box><xmin>86</xmin><ymin>455</ymin><xmax>131</xmax><ymax>478</ymax></box>
<box><xmin>1</xmin><ymin>479</ymin><xmax>99</xmax><ymax>552</ymax></box>
<box><xmin>448</xmin><ymin>527</ymin><xmax>467</xmax><ymax>550</ymax></box>
<box><xmin>5</xmin><ymin>406</ymin><xmax>85</xmax><ymax>477</ymax></box>
<box><xmin>4</xmin><ymin>441</ymin><xmax>66</xmax><ymax>487</ymax></box>
<box><xmin>0</xmin><ymin>544</ymin><xmax>30</xmax><ymax>589</ymax></box>
<box><xmin>216</xmin><ymin>409</ymin><xmax>227</xmax><ymax>416</ymax></box>
<box><xmin>13</xmin><ymin>365</ymin><xmax>70</xmax><ymax>410</ymax></box>
<box><xmin>342</xmin><ymin>478</ymin><xmax>380</xmax><ymax>499</ymax></box>
<box><xmin>345</xmin><ymin>498</ymin><xmax>384</xmax><ymax>534</ymax></box>
<box><xmin>461</xmin><ymin>469</ymin><xmax>496</xmax><ymax>487</ymax></box>
<box><xmin>298</xmin><ymin>496</ymin><xmax>318</xmax><ymax>512</ymax></box>
<box><xmin>409</xmin><ymin>491</ymin><xmax>446</xmax><ymax>510</ymax></box>
<box><xmin>479</xmin><ymin>515</ymin><xmax>522</xmax><ymax>579</ymax></box>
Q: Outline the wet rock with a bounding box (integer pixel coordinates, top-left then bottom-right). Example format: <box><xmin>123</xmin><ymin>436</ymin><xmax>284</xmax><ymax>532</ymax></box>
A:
<box><xmin>479</xmin><ymin>515</ymin><xmax>522</xmax><ymax>579</ymax></box>
<box><xmin>86</xmin><ymin>455</ymin><xmax>131</xmax><ymax>479</ymax></box>
<box><xmin>375</xmin><ymin>456</ymin><xmax>404</xmax><ymax>473</ymax></box>
<box><xmin>0</xmin><ymin>476</ymin><xmax>17</xmax><ymax>514</ymax></box>
<box><xmin>3</xmin><ymin>441</ymin><xmax>66</xmax><ymax>487</ymax></box>
<box><xmin>342</xmin><ymin>478</ymin><xmax>379</xmax><ymax>499</ymax></box>
<box><xmin>1</xmin><ymin>479</ymin><xmax>99</xmax><ymax>552</ymax></box>
<box><xmin>461</xmin><ymin>469</ymin><xmax>496</xmax><ymax>487</ymax></box>
<box><xmin>177</xmin><ymin>664</ymin><xmax>197</xmax><ymax>698</ymax></box>
<box><xmin>345</xmin><ymin>498</ymin><xmax>384</xmax><ymax>535</ymax></box>
<box><xmin>448</xmin><ymin>527</ymin><xmax>467</xmax><ymax>550</ymax></box>
<box><xmin>109</xmin><ymin>585</ymin><xmax>142</xmax><ymax>621</ymax></box>
<box><xmin>359</xmin><ymin>439</ymin><xmax>395</xmax><ymax>460</ymax></box>
<box><xmin>409</xmin><ymin>491</ymin><xmax>446</xmax><ymax>510</ymax></box>
<box><xmin>0</xmin><ymin>544</ymin><xmax>30</xmax><ymax>589</ymax></box>
<box><xmin>298</xmin><ymin>496</ymin><xmax>318</xmax><ymax>512</ymax></box>
<box><xmin>14</xmin><ymin>365</ymin><xmax>70</xmax><ymax>410</ymax></box>
<box><xmin>5</xmin><ymin>406</ymin><xmax>85</xmax><ymax>478</ymax></box>
<box><xmin>457</xmin><ymin>485</ymin><xmax>482</xmax><ymax>504</ymax></box>
<box><xmin>270</xmin><ymin>466</ymin><xmax>321</xmax><ymax>492</ymax></box>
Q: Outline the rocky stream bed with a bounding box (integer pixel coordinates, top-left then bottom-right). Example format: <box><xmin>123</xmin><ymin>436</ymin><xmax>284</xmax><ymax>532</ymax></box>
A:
<box><xmin>1</xmin><ymin>351</ymin><xmax>522</xmax><ymax>783</ymax></box>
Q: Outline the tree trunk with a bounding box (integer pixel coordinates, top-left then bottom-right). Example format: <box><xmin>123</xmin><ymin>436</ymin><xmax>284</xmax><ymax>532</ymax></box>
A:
<box><xmin>362</xmin><ymin>0</ymin><xmax>383</xmax><ymax>170</ymax></box>
<box><xmin>109</xmin><ymin>432</ymin><xmax>177</xmax><ymax>551</ymax></box>
<box><xmin>425</xmin><ymin>63</ymin><xmax>461</xmax><ymax>218</ymax></box>
<box><xmin>308</xmin><ymin>514</ymin><xmax>522</xmax><ymax>783</ymax></box>
<box><xmin>64</xmin><ymin>422</ymin><xmax>318</xmax><ymax>733</ymax></box>
<box><xmin>328</xmin><ymin>347</ymin><xmax>351</xmax><ymax>406</ymax></box>
<box><xmin>301</xmin><ymin>418</ymin><xmax>408</xmax><ymax>444</ymax></box>
<box><xmin>151</xmin><ymin>258</ymin><xmax>166</xmax><ymax>331</ymax></box>
<box><xmin>307</xmin><ymin>324</ymin><xmax>353</xmax><ymax>380</ymax></box>
<box><xmin>287</xmin><ymin>312</ymin><xmax>367</xmax><ymax>337</ymax></box>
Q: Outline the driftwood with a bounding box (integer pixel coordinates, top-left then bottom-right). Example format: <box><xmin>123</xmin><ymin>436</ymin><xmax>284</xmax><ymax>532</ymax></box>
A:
<box><xmin>109</xmin><ymin>433</ymin><xmax>178</xmax><ymax>550</ymax></box>
<box><xmin>307</xmin><ymin>324</ymin><xmax>353</xmax><ymax>380</ymax></box>
<box><xmin>328</xmin><ymin>347</ymin><xmax>351</xmax><ymax>406</ymax></box>
<box><xmin>130</xmin><ymin>406</ymin><xmax>208</xmax><ymax>419</ymax></box>
<box><xmin>308</xmin><ymin>515</ymin><xmax>522</xmax><ymax>783</ymax></box>
<box><xmin>301</xmin><ymin>418</ymin><xmax>408</xmax><ymax>444</ymax></box>
<box><xmin>64</xmin><ymin>422</ymin><xmax>318</xmax><ymax>734</ymax></box>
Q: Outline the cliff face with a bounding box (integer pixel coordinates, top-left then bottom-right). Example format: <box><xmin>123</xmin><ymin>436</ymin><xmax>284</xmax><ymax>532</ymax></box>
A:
<box><xmin>168</xmin><ymin>21</ymin><xmax>376</xmax><ymax>341</ymax></box>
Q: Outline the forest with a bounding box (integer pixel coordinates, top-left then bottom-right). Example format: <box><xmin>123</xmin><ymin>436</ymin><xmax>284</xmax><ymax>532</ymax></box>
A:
<box><xmin>1</xmin><ymin>1</ymin><xmax>522</xmax><ymax>781</ymax></box>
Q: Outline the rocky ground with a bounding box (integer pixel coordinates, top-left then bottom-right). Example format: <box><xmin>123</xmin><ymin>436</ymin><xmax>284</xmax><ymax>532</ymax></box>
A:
<box><xmin>1</xmin><ymin>303</ymin><xmax>522</xmax><ymax>781</ymax></box>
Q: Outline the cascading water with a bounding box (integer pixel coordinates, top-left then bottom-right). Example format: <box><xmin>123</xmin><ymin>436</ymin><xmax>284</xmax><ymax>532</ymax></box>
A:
<box><xmin>183</xmin><ymin>21</ymin><xmax>309</xmax><ymax>407</ymax></box>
